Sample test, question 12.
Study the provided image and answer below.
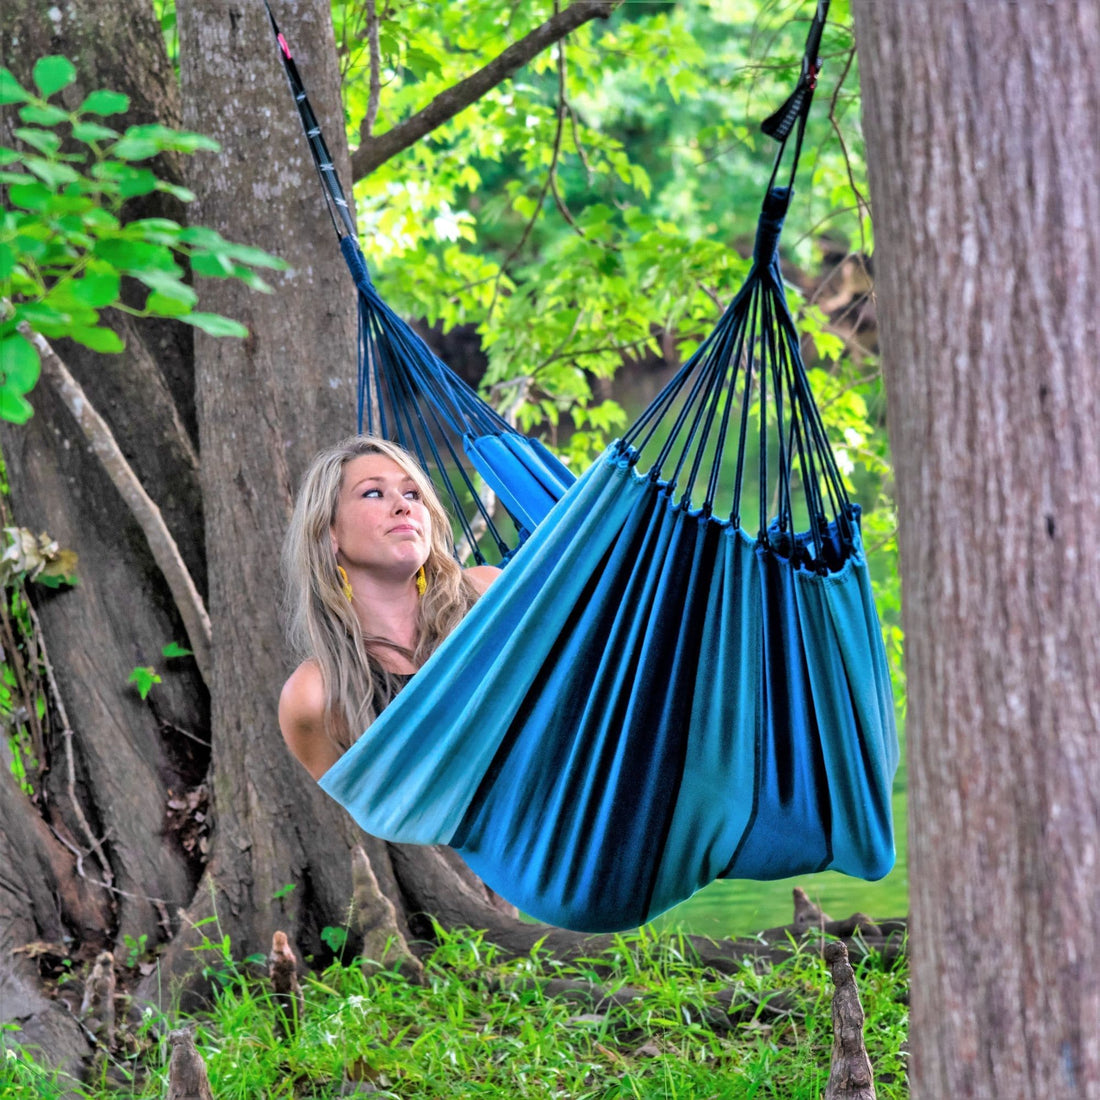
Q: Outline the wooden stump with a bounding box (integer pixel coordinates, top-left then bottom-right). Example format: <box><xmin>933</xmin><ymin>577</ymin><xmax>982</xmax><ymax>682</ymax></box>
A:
<box><xmin>166</xmin><ymin>1027</ymin><xmax>214</xmax><ymax>1100</ymax></box>
<box><xmin>79</xmin><ymin>950</ymin><xmax>117</xmax><ymax>1048</ymax></box>
<box><xmin>268</xmin><ymin>931</ymin><xmax>305</xmax><ymax>1036</ymax></box>
<box><xmin>823</xmin><ymin>940</ymin><xmax>877</xmax><ymax>1100</ymax></box>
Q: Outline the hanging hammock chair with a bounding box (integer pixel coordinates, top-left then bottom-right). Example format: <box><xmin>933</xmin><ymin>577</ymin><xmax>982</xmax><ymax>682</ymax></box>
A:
<box><xmin>267</xmin><ymin>7</ymin><xmax>574</xmax><ymax>562</ymax></box>
<box><xmin>320</xmin><ymin>0</ymin><xmax>899</xmax><ymax>933</ymax></box>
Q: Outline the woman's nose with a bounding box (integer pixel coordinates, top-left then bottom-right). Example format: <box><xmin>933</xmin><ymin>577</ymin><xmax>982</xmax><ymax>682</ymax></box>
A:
<box><xmin>391</xmin><ymin>493</ymin><xmax>408</xmax><ymax>513</ymax></box>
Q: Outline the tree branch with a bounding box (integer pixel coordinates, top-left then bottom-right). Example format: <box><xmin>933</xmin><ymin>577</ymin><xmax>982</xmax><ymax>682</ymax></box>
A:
<box><xmin>26</xmin><ymin>328</ymin><xmax>212</xmax><ymax>684</ymax></box>
<box><xmin>351</xmin><ymin>0</ymin><xmax>621</xmax><ymax>179</ymax></box>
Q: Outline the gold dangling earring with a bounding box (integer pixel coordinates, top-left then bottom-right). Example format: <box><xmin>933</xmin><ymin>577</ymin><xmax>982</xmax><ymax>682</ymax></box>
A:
<box><xmin>336</xmin><ymin>565</ymin><xmax>354</xmax><ymax>602</ymax></box>
<box><xmin>416</xmin><ymin>565</ymin><xmax>427</xmax><ymax>597</ymax></box>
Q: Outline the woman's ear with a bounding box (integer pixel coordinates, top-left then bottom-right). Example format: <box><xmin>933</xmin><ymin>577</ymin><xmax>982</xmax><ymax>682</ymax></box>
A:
<box><xmin>329</xmin><ymin>528</ymin><xmax>340</xmax><ymax>557</ymax></box>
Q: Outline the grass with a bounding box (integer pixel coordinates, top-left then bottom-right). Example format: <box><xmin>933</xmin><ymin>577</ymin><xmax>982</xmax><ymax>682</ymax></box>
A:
<box><xmin>1</xmin><ymin>927</ymin><xmax>908</xmax><ymax>1099</ymax></box>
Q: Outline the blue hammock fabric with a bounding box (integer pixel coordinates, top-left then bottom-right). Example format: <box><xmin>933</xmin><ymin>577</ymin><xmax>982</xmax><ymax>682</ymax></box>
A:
<box><xmin>321</xmin><ymin>181</ymin><xmax>900</xmax><ymax>932</ymax></box>
<box><xmin>267</xmin><ymin>8</ymin><xmax>575</xmax><ymax>561</ymax></box>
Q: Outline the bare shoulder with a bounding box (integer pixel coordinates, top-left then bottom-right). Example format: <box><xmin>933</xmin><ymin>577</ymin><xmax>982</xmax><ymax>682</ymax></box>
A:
<box><xmin>464</xmin><ymin>564</ymin><xmax>502</xmax><ymax>596</ymax></box>
<box><xmin>278</xmin><ymin>660</ymin><xmax>340</xmax><ymax>780</ymax></box>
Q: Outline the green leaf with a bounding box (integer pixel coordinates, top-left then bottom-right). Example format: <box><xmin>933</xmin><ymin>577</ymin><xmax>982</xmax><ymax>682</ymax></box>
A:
<box><xmin>0</xmin><ymin>242</ymin><xmax>13</xmax><ymax>279</ymax></box>
<box><xmin>320</xmin><ymin>926</ymin><xmax>348</xmax><ymax>952</ymax></box>
<box><xmin>0</xmin><ymin>334</ymin><xmax>41</xmax><ymax>392</ymax></box>
<box><xmin>108</xmin><ymin>134</ymin><xmax>160</xmax><ymax>161</ymax></box>
<box><xmin>65</xmin><ymin>326</ymin><xmax>125</xmax><ymax>353</ymax></box>
<box><xmin>71</xmin><ymin>121</ymin><xmax>120</xmax><ymax>143</ymax></box>
<box><xmin>190</xmin><ymin>251</ymin><xmax>234</xmax><ymax>278</ymax></box>
<box><xmin>127</xmin><ymin>665</ymin><xmax>161</xmax><ymax>700</ymax></box>
<box><xmin>18</xmin><ymin>103</ymin><xmax>69</xmax><ymax>126</ymax></box>
<box><xmin>23</xmin><ymin>156</ymin><xmax>80</xmax><ymax>188</ymax></box>
<box><xmin>35</xmin><ymin>571</ymin><xmax>77</xmax><ymax>589</ymax></box>
<box><xmin>7</xmin><ymin>181</ymin><xmax>53</xmax><ymax>211</ymax></box>
<box><xmin>69</xmin><ymin>268</ymin><xmax>121</xmax><ymax>308</ymax></box>
<box><xmin>0</xmin><ymin>68</ymin><xmax>29</xmax><ymax>106</ymax></box>
<box><xmin>161</xmin><ymin>641</ymin><xmax>193</xmax><ymax>659</ymax></box>
<box><xmin>219</xmin><ymin>243</ymin><xmax>287</xmax><ymax>270</ymax></box>
<box><xmin>92</xmin><ymin>237</ymin><xmax>180</xmax><ymax>274</ymax></box>
<box><xmin>78</xmin><ymin>89</ymin><xmax>131</xmax><ymax>116</ymax></box>
<box><xmin>0</xmin><ymin>389</ymin><xmax>34</xmax><ymax>424</ymax></box>
<box><xmin>32</xmin><ymin>57</ymin><xmax>77</xmax><ymax>98</ymax></box>
<box><xmin>137</xmin><ymin>269</ymin><xmax>194</xmax><ymax>304</ymax></box>
<box><xmin>181</xmin><ymin>312</ymin><xmax>249</xmax><ymax>338</ymax></box>
<box><xmin>271</xmin><ymin>883</ymin><xmax>296</xmax><ymax>900</ymax></box>
<box><xmin>404</xmin><ymin>46</ymin><xmax>443</xmax><ymax>80</ymax></box>
<box><xmin>145</xmin><ymin>290</ymin><xmax>193</xmax><ymax>318</ymax></box>
<box><xmin>154</xmin><ymin>180</ymin><xmax>196</xmax><ymax>203</ymax></box>
<box><xmin>14</xmin><ymin>302</ymin><xmax>71</xmax><ymax>328</ymax></box>
<box><xmin>13</xmin><ymin>127</ymin><xmax>61</xmax><ymax>156</ymax></box>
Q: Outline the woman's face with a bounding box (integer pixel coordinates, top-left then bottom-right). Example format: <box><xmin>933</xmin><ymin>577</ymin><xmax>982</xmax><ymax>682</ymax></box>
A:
<box><xmin>330</xmin><ymin>453</ymin><xmax>431</xmax><ymax>579</ymax></box>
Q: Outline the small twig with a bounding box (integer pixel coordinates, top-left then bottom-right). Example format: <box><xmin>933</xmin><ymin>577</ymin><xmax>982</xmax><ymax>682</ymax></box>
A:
<box><xmin>533</xmin><ymin>333</ymin><xmax>661</xmax><ymax>369</ymax></box>
<box><xmin>547</xmin><ymin>34</ymin><xmax>588</xmax><ymax>241</ymax></box>
<box><xmin>487</xmin><ymin>29</ymin><xmax>573</xmax><ymax>319</ymax></box>
<box><xmin>564</xmin><ymin>100</ymin><xmax>594</xmax><ymax>180</ymax></box>
<box><xmin>23</xmin><ymin>594</ymin><xmax>117</xmax><ymax>898</ymax></box>
<box><xmin>699</xmin><ymin>284</ymin><xmax>726</xmax><ymax>313</ymax></box>
<box><xmin>826</xmin><ymin>43</ymin><xmax>872</xmax><ymax>252</ymax></box>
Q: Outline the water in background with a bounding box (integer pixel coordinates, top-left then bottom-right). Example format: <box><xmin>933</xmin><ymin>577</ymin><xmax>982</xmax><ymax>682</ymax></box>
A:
<box><xmin>652</xmin><ymin>776</ymin><xmax>908</xmax><ymax>938</ymax></box>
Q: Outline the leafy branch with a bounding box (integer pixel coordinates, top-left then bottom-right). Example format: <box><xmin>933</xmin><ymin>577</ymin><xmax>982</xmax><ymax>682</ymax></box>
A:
<box><xmin>0</xmin><ymin>56</ymin><xmax>287</xmax><ymax>423</ymax></box>
<box><xmin>350</xmin><ymin>0</ymin><xmax>621</xmax><ymax>179</ymax></box>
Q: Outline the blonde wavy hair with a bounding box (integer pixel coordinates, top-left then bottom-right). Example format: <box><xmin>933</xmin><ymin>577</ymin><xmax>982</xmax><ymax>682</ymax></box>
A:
<box><xmin>282</xmin><ymin>435</ymin><xmax>478</xmax><ymax>751</ymax></box>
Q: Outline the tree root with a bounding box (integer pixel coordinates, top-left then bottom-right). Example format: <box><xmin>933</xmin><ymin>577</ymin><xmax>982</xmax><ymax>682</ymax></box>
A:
<box><xmin>166</xmin><ymin>1026</ymin><xmax>215</xmax><ymax>1100</ymax></box>
<box><xmin>824</xmin><ymin>939</ymin><xmax>878</xmax><ymax>1100</ymax></box>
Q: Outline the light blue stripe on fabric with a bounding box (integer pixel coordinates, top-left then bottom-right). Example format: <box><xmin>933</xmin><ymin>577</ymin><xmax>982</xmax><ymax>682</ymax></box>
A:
<box><xmin>645</xmin><ymin>525</ymin><xmax>761</xmax><ymax>913</ymax></box>
<box><xmin>462</xmin><ymin>433</ymin><xmax>575</xmax><ymax>534</ymax></box>
<box><xmin>793</xmin><ymin>529</ymin><xmax>898</xmax><ymax>880</ymax></box>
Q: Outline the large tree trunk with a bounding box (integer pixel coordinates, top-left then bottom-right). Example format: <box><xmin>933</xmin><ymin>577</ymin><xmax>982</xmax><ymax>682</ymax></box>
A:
<box><xmin>852</xmin><ymin>3</ymin><xmax>1100</xmax><ymax>1097</ymax></box>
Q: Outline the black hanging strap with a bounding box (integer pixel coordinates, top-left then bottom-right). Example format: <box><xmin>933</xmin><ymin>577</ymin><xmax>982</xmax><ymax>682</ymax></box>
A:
<box><xmin>760</xmin><ymin>0</ymin><xmax>829</xmax><ymax>142</ymax></box>
<box><xmin>761</xmin><ymin>0</ymin><xmax>830</xmax><ymax>196</ymax></box>
<box><xmin>262</xmin><ymin>0</ymin><xmax>357</xmax><ymax>241</ymax></box>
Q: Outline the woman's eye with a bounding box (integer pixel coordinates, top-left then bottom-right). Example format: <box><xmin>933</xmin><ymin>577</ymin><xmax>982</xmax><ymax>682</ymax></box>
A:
<box><xmin>362</xmin><ymin>489</ymin><xmax>382</xmax><ymax>498</ymax></box>
<box><xmin>403</xmin><ymin>490</ymin><xmax>421</xmax><ymax>500</ymax></box>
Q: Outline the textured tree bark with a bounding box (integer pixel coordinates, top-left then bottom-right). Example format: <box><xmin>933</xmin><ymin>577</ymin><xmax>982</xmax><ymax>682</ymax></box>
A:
<box><xmin>852</xmin><ymin>3</ymin><xmax>1100</xmax><ymax>1097</ymax></box>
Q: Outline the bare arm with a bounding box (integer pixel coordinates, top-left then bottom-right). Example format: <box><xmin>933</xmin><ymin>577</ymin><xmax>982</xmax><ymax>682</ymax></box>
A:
<box><xmin>278</xmin><ymin>660</ymin><xmax>342</xmax><ymax>781</ymax></box>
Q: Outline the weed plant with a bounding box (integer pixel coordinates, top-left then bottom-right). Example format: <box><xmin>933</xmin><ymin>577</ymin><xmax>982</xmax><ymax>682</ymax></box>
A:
<box><xmin>1</xmin><ymin>927</ymin><xmax>908</xmax><ymax>1099</ymax></box>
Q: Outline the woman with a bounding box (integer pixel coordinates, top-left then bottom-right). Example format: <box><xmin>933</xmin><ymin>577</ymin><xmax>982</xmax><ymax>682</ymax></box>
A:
<box><xmin>279</xmin><ymin>435</ymin><xmax>499</xmax><ymax>780</ymax></box>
